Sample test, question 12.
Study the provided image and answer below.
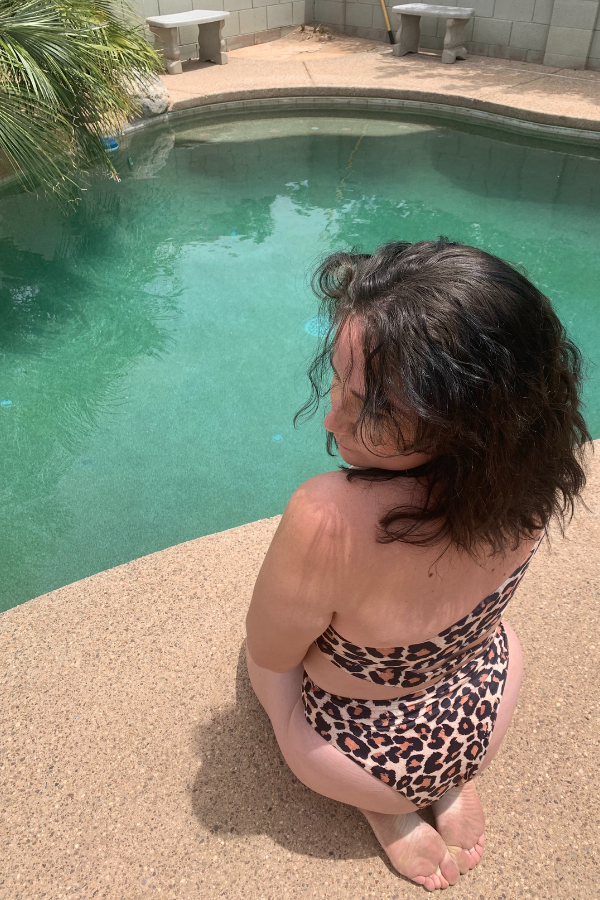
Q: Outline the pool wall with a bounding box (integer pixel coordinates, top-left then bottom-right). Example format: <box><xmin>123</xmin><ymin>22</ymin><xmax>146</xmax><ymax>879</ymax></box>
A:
<box><xmin>125</xmin><ymin>93</ymin><xmax>600</xmax><ymax>147</ymax></box>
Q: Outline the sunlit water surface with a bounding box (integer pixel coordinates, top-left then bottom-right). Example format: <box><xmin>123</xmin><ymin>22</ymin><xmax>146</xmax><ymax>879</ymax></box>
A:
<box><xmin>1</xmin><ymin>112</ymin><xmax>599</xmax><ymax>610</ymax></box>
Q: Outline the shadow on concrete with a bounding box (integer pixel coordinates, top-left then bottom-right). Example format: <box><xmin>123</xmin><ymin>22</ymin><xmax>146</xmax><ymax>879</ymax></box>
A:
<box><xmin>181</xmin><ymin>58</ymin><xmax>221</xmax><ymax>74</ymax></box>
<box><xmin>189</xmin><ymin>642</ymin><xmax>382</xmax><ymax>862</ymax></box>
<box><xmin>371</xmin><ymin>49</ymin><xmax>600</xmax><ymax>114</ymax></box>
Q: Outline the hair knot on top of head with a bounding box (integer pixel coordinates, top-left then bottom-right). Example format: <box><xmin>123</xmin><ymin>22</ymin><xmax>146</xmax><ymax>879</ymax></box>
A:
<box><xmin>295</xmin><ymin>238</ymin><xmax>590</xmax><ymax>557</ymax></box>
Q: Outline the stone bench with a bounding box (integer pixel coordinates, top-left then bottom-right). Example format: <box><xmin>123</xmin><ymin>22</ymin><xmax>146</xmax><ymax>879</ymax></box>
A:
<box><xmin>146</xmin><ymin>10</ymin><xmax>230</xmax><ymax>75</ymax></box>
<box><xmin>391</xmin><ymin>4</ymin><xmax>473</xmax><ymax>64</ymax></box>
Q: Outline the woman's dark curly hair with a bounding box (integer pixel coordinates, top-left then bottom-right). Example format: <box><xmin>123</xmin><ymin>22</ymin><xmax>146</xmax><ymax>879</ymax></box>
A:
<box><xmin>295</xmin><ymin>239</ymin><xmax>591</xmax><ymax>555</ymax></box>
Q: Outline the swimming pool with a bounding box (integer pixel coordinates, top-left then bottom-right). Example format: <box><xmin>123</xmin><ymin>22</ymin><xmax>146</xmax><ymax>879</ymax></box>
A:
<box><xmin>1</xmin><ymin>108</ymin><xmax>599</xmax><ymax>611</ymax></box>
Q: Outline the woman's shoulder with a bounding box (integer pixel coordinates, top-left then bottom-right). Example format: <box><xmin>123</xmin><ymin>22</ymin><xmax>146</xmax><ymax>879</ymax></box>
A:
<box><xmin>290</xmin><ymin>469</ymin><xmax>417</xmax><ymax>518</ymax></box>
<box><xmin>269</xmin><ymin>472</ymin><xmax>370</xmax><ymax>559</ymax></box>
<box><xmin>283</xmin><ymin>471</ymin><xmax>353</xmax><ymax>535</ymax></box>
<box><xmin>261</xmin><ymin>473</ymin><xmax>357</xmax><ymax>599</ymax></box>
<box><xmin>282</xmin><ymin>471</ymin><xmax>407</xmax><ymax>553</ymax></box>
<box><xmin>287</xmin><ymin>469</ymin><xmax>383</xmax><ymax>524</ymax></box>
<box><xmin>292</xmin><ymin>470</ymin><xmax>353</xmax><ymax>504</ymax></box>
<box><xmin>285</xmin><ymin>470</ymin><xmax>419</xmax><ymax>538</ymax></box>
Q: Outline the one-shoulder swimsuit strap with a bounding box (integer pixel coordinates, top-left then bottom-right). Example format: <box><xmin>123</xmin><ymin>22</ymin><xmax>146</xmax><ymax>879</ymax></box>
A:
<box><xmin>302</xmin><ymin>536</ymin><xmax>542</xmax><ymax>808</ymax></box>
<box><xmin>314</xmin><ymin>537</ymin><xmax>542</xmax><ymax>690</ymax></box>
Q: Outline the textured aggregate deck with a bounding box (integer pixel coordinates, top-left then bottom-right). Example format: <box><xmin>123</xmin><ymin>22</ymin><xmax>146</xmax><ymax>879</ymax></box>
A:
<box><xmin>160</xmin><ymin>33</ymin><xmax>600</xmax><ymax>133</ymax></box>
<box><xmin>2</xmin><ymin>441</ymin><xmax>599</xmax><ymax>900</ymax></box>
<box><xmin>2</xmin><ymin>37</ymin><xmax>600</xmax><ymax>900</ymax></box>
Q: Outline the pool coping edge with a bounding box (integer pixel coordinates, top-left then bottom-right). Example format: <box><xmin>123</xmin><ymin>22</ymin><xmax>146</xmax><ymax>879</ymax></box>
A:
<box><xmin>123</xmin><ymin>90</ymin><xmax>600</xmax><ymax>145</ymax></box>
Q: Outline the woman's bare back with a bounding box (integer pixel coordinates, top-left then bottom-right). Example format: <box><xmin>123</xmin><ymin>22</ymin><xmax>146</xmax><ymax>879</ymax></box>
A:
<box><xmin>301</xmin><ymin>470</ymin><xmax>538</xmax><ymax>701</ymax></box>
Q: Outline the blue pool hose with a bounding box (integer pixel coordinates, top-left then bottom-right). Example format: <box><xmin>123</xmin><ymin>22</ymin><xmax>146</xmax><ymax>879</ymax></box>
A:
<box><xmin>100</xmin><ymin>136</ymin><xmax>119</xmax><ymax>152</ymax></box>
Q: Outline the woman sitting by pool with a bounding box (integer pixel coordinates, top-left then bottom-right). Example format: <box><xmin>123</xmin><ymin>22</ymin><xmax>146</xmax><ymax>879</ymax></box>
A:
<box><xmin>245</xmin><ymin>239</ymin><xmax>589</xmax><ymax>890</ymax></box>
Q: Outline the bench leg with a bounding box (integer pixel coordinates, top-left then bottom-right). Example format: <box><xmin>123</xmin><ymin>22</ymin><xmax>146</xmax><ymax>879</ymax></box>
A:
<box><xmin>149</xmin><ymin>24</ymin><xmax>182</xmax><ymax>75</ymax></box>
<box><xmin>392</xmin><ymin>13</ymin><xmax>421</xmax><ymax>57</ymax></box>
<box><xmin>441</xmin><ymin>17</ymin><xmax>468</xmax><ymax>63</ymax></box>
<box><xmin>198</xmin><ymin>20</ymin><xmax>228</xmax><ymax>65</ymax></box>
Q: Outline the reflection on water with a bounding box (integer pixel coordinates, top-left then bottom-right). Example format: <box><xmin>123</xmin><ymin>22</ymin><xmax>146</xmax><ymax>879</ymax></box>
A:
<box><xmin>1</xmin><ymin>113</ymin><xmax>599</xmax><ymax>610</ymax></box>
<box><xmin>0</xmin><ymin>186</ymin><xmax>182</xmax><ymax>605</ymax></box>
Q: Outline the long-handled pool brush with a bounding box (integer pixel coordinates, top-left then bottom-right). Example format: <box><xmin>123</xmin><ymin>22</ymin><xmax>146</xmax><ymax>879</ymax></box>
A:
<box><xmin>379</xmin><ymin>0</ymin><xmax>395</xmax><ymax>44</ymax></box>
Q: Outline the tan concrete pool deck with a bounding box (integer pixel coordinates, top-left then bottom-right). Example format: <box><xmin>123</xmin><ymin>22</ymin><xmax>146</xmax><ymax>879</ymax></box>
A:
<box><xmin>160</xmin><ymin>32</ymin><xmax>600</xmax><ymax>134</ymax></box>
<box><xmin>2</xmin><ymin>444</ymin><xmax>599</xmax><ymax>900</ymax></box>
<box><xmin>2</xmin><ymin>41</ymin><xmax>600</xmax><ymax>900</ymax></box>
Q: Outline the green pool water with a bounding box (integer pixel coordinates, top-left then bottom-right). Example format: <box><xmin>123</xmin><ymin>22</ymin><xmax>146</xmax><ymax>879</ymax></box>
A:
<box><xmin>1</xmin><ymin>110</ymin><xmax>599</xmax><ymax>612</ymax></box>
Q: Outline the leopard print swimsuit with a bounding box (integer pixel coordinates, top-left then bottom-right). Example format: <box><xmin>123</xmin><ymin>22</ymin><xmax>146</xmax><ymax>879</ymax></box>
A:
<box><xmin>302</xmin><ymin>540</ymin><xmax>540</xmax><ymax>809</ymax></box>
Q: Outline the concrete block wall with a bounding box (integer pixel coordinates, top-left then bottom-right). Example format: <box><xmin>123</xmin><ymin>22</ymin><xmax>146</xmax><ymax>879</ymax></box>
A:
<box><xmin>128</xmin><ymin>0</ymin><xmax>307</xmax><ymax>55</ymax></box>
<box><xmin>590</xmin><ymin>8</ymin><xmax>600</xmax><ymax>67</ymax></box>
<box><xmin>544</xmin><ymin>0</ymin><xmax>600</xmax><ymax>68</ymax></box>
<box><xmin>124</xmin><ymin>0</ymin><xmax>600</xmax><ymax>68</ymax></box>
<box><xmin>312</xmin><ymin>0</ymin><xmax>600</xmax><ymax>69</ymax></box>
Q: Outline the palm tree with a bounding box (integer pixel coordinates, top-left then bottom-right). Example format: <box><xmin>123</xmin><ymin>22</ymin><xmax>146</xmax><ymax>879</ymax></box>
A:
<box><xmin>0</xmin><ymin>0</ymin><xmax>163</xmax><ymax>200</ymax></box>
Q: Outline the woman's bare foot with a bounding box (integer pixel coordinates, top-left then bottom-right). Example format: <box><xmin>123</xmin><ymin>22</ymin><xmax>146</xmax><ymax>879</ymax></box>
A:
<box><xmin>361</xmin><ymin>809</ymin><xmax>461</xmax><ymax>891</ymax></box>
<box><xmin>431</xmin><ymin>781</ymin><xmax>486</xmax><ymax>874</ymax></box>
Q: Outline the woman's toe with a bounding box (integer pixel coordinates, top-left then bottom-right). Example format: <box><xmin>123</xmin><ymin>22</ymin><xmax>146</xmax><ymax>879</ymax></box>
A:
<box><xmin>414</xmin><ymin>865</ymin><xmax>454</xmax><ymax>891</ymax></box>
<box><xmin>467</xmin><ymin>834</ymin><xmax>485</xmax><ymax>864</ymax></box>
<box><xmin>440</xmin><ymin>851</ymin><xmax>460</xmax><ymax>885</ymax></box>
<box><xmin>413</xmin><ymin>873</ymin><xmax>441</xmax><ymax>891</ymax></box>
<box><xmin>434</xmin><ymin>870</ymin><xmax>449</xmax><ymax>889</ymax></box>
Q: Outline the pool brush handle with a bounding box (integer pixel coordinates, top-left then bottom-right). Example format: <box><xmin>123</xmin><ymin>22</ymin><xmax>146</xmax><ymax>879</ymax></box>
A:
<box><xmin>379</xmin><ymin>0</ymin><xmax>395</xmax><ymax>43</ymax></box>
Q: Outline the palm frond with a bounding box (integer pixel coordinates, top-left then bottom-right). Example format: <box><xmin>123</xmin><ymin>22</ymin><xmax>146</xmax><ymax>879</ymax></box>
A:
<box><xmin>0</xmin><ymin>0</ymin><xmax>164</xmax><ymax>200</ymax></box>
<box><xmin>0</xmin><ymin>91</ymin><xmax>78</xmax><ymax>192</ymax></box>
